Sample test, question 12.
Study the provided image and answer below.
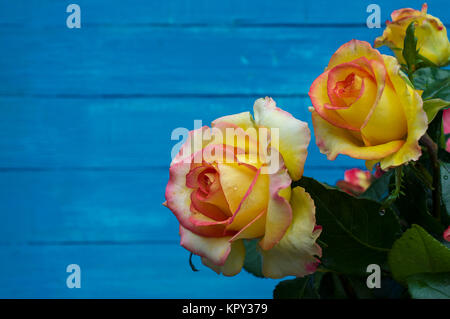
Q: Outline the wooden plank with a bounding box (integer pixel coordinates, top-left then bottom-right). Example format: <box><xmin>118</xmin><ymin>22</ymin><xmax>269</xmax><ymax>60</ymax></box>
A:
<box><xmin>0</xmin><ymin>243</ymin><xmax>281</xmax><ymax>298</ymax></box>
<box><xmin>0</xmin><ymin>97</ymin><xmax>363</xmax><ymax>169</ymax></box>
<box><xmin>0</xmin><ymin>26</ymin><xmax>393</xmax><ymax>96</ymax></box>
<box><xmin>0</xmin><ymin>168</ymin><xmax>356</xmax><ymax>244</ymax></box>
<box><xmin>0</xmin><ymin>0</ymin><xmax>445</xmax><ymax>26</ymax></box>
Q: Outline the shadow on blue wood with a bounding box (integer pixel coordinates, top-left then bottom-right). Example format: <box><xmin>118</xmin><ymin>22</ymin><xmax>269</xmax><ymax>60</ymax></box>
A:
<box><xmin>0</xmin><ymin>0</ymin><xmax>447</xmax><ymax>298</ymax></box>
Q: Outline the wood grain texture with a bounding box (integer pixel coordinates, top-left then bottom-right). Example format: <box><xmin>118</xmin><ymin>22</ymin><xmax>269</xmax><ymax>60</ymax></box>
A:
<box><xmin>0</xmin><ymin>244</ymin><xmax>282</xmax><ymax>298</ymax></box>
<box><xmin>0</xmin><ymin>0</ymin><xmax>444</xmax><ymax>26</ymax></box>
<box><xmin>0</xmin><ymin>168</ymin><xmax>349</xmax><ymax>245</ymax></box>
<box><xmin>0</xmin><ymin>96</ymin><xmax>363</xmax><ymax>168</ymax></box>
<box><xmin>1</xmin><ymin>26</ymin><xmax>375</xmax><ymax>95</ymax></box>
<box><xmin>1</xmin><ymin>0</ymin><xmax>445</xmax><ymax>298</ymax></box>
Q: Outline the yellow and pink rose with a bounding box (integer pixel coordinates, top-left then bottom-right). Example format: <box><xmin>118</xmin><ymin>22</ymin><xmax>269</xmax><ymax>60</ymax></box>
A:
<box><xmin>164</xmin><ymin>98</ymin><xmax>322</xmax><ymax>278</ymax></box>
<box><xmin>309</xmin><ymin>40</ymin><xmax>428</xmax><ymax>170</ymax></box>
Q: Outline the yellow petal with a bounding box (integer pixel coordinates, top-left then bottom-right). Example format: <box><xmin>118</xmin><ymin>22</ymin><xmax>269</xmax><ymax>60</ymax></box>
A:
<box><xmin>229</xmin><ymin>209</ymin><xmax>266</xmax><ymax>241</ymax></box>
<box><xmin>254</xmin><ymin>97</ymin><xmax>310</xmax><ymax>181</ymax></box>
<box><xmin>311</xmin><ymin>108</ymin><xmax>405</xmax><ymax>161</ymax></box>
<box><xmin>218</xmin><ymin>163</ymin><xmax>269</xmax><ymax>233</ymax></box>
<box><xmin>361</xmin><ymin>81</ymin><xmax>408</xmax><ymax>145</ymax></box>
<box><xmin>376</xmin><ymin>56</ymin><xmax>428</xmax><ymax>170</ymax></box>
<box><xmin>212</xmin><ymin>111</ymin><xmax>255</xmax><ymax>131</ymax></box>
<box><xmin>335</xmin><ymin>76</ymin><xmax>378</xmax><ymax>128</ymax></box>
<box><xmin>261</xmin><ymin>187</ymin><xmax>322</xmax><ymax>279</ymax></box>
<box><xmin>259</xmin><ymin>157</ymin><xmax>293</xmax><ymax>251</ymax></box>
<box><xmin>327</xmin><ymin>40</ymin><xmax>384</xmax><ymax>70</ymax></box>
<box><xmin>179</xmin><ymin>225</ymin><xmax>231</xmax><ymax>265</ymax></box>
<box><xmin>201</xmin><ymin>240</ymin><xmax>246</xmax><ymax>276</ymax></box>
<box><xmin>309</xmin><ymin>70</ymin><xmax>360</xmax><ymax>131</ymax></box>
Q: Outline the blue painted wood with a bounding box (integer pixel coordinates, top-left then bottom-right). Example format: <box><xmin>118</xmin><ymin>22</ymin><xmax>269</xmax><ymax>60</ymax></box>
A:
<box><xmin>0</xmin><ymin>0</ymin><xmax>445</xmax><ymax>26</ymax></box>
<box><xmin>0</xmin><ymin>168</ymin><xmax>351</xmax><ymax>244</ymax></box>
<box><xmin>0</xmin><ymin>244</ymin><xmax>282</xmax><ymax>298</ymax></box>
<box><xmin>0</xmin><ymin>97</ymin><xmax>363</xmax><ymax>168</ymax></box>
<box><xmin>0</xmin><ymin>0</ymin><xmax>446</xmax><ymax>298</ymax></box>
<box><xmin>0</xmin><ymin>26</ymin><xmax>389</xmax><ymax>96</ymax></box>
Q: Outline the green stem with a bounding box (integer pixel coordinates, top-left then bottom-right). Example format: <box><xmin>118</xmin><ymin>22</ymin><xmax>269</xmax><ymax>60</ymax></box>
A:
<box><xmin>189</xmin><ymin>252</ymin><xmax>199</xmax><ymax>272</ymax></box>
<box><xmin>420</xmin><ymin>133</ymin><xmax>441</xmax><ymax>221</ymax></box>
<box><xmin>381</xmin><ymin>166</ymin><xmax>403</xmax><ymax>210</ymax></box>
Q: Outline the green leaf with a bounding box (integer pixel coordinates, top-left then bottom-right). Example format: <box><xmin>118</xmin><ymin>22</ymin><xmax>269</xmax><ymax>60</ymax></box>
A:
<box><xmin>315</xmin><ymin>272</ymin><xmax>348</xmax><ymax>299</ymax></box>
<box><xmin>273</xmin><ymin>275</ymin><xmax>320</xmax><ymax>299</ymax></box>
<box><xmin>441</xmin><ymin>161</ymin><xmax>450</xmax><ymax>218</ymax></box>
<box><xmin>402</xmin><ymin>22</ymin><xmax>418</xmax><ymax>74</ymax></box>
<box><xmin>423</xmin><ymin>78</ymin><xmax>450</xmax><ymax>101</ymax></box>
<box><xmin>388</xmin><ymin>224</ymin><xmax>450</xmax><ymax>284</ymax></box>
<box><xmin>360</xmin><ymin>169</ymin><xmax>394</xmax><ymax>202</ymax></box>
<box><xmin>394</xmin><ymin>166</ymin><xmax>444</xmax><ymax>237</ymax></box>
<box><xmin>407</xmin><ymin>272</ymin><xmax>450</xmax><ymax>299</ymax></box>
<box><xmin>412</xmin><ymin>67</ymin><xmax>450</xmax><ymax>101</ymax></box>
<box><xmin>423</xmin><ymin>99</ymin><xmax>450</xmax><ymax>123</ymax></box>
<box><xmin>295</xmin><ymin>177</ymin><xmax>401</xmax><ymax>275</ymax></box>
<box><xmin>413</xmin><ymin>67</ymin><xmax>450</xmax><ymax>90</ymax></box>
<box><xmin>242</xmin><ymin>239</ymin><xmax>264</xmax><ymax>278</ymax></box>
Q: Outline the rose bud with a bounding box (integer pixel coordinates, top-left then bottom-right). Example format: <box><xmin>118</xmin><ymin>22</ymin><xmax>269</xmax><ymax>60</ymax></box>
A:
<box><xmin>375</xmin><ymin>3</ymin><xmax>450</xmax><ymax>67</ymax></box>
<box><xmin>337</xmin><ymin>168</ymin><xmax>373</xmax><ymax>196</ymax></box>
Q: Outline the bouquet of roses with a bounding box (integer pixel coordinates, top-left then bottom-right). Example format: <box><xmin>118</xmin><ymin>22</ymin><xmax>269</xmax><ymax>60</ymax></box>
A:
<box><xmin>164</xmin><ymin>3</ymin><xmax>450</xmax><ymax>299</ymax></box>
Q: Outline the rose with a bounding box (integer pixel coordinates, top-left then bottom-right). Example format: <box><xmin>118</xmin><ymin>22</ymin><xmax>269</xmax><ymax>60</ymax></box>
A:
<box><xmin>309</xmin><ymin>40</ymin><xmax>428</xmax><ymax>170</ymax></box>
<box><xmin>336</xmin><ymin>166</ymin><xmax>385</xmax><ymax>196</ymax></box>
<box><xmin>336</xmin><ymin>168</ymin><xmax>373</xmax><ymax>196</ymax></box>
<box><xmin>444</xmin><ymin>108</ymin><xmax>450</xmax><ymax>152</ymax></box>
<box><xmin>164</xmin><ymin>97</ymin><xmax>322</xmax><ymax>278</ymax></box>
<box><xmin>444</xmin><ymin>226</ymin><xmax>450</xmax><ymax>242</ymax></box>
<box><xmin>374</xmin><ymin>3</ymin><xmax>450</xmax><ymax>67</ymax></box>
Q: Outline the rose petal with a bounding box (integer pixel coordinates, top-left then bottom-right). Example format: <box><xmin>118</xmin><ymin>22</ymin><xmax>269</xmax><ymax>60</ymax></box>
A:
<box><xmin>375</xmin><ymin>56</ymin><xmax>428</xmax><ymax>170</ymax></box>
<box><xmin>188</xmin><ymin>213</ymin><xmax>233</xmax><ymax>237</ymax></box>
<box><xmin>261</xmin><ymin>187</ymin><xmax>322</xmax><ymax>279</ymax></box>
<box><xmin>173</xmin><ymin>126</ymin><xmax>209</xmax><ymax>165</ymax></box>
<box><xmin>253</xmin><ymin>97</ymin><xmax>310</xmax><ymax>181</ymax></box>
<box><xmin>212</xmin><ymin>111</ymin><xmax>256</xmax><ymax>131</ymax></box>
<box><xmin>309</xmin><ymin>70</ymin><xmax>361</xmax><ymax>131</ymax></box>
<box><xmin>443</xmin><ymin>109</ymin><xmax>450</xmax><ymax>134</ymax></box>
<box><xmin>328</xmin><ymin>39</ymin><xmax>385</xmax><ymax>70</ymax></box>
<box><xmin>218</xmin><ymin>163</ymin><xmax>269</xmax><ymax>234</ymax></box>
<box><xmin>229</xmin><ymin>209</ymin><xmax>266</xmax><ymax>241</ymax></box>
<box><xmin>201</xmin><ymin>240</ymin><xmax>246</xmax><ymax>276</ymax></box>
<box><xmin>311</xmin><ymin>108</ymin><xmax>405</xmax><ymax>162</ymax></box>
<box><xmin>259</xmin><ymin>156</ymin><xmax>293</xmax><ymax>251</ymax></box>
<box><xmin>179</xmin><ymin>225</ymin><xmax>232</xmax><ymax>266</ymax></box>
<box><xmin>165</xmin><ymin>159</ymin><xmax>197</xmax><ymax>231</ymax></box>
<box><xmin>443</xmin><ymin>226</ymin><xmax>450</xmax><ymax>242</ymax></box>
<box><xmin>360</xmin><ymin>71</ymin><xmax>408</xmax><ymax>145</ymax></box>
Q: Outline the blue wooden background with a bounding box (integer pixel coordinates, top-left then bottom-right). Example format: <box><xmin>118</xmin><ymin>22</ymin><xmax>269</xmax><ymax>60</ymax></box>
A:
<box><xmin>0</xmin><ymin>0</ymin><xmax>447</xmax><ymax>298</ymax></box>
